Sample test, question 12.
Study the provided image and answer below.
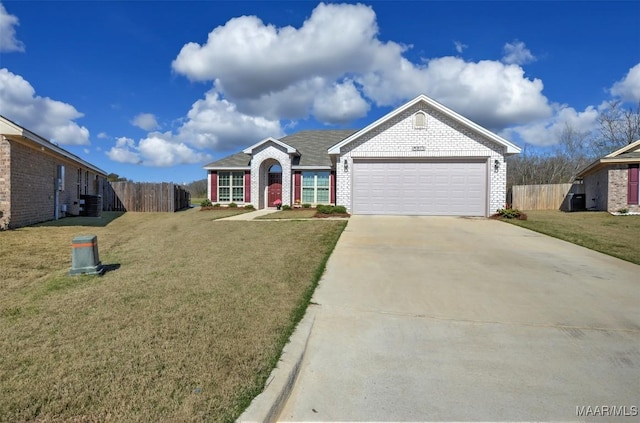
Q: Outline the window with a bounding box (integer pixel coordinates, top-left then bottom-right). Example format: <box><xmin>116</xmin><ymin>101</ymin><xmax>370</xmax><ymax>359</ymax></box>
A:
<box><xmin>414</xmin><ymin>111</ymin><xmax>427</xmax><ymax>129</ymax></box>
<box><xmin>85</xmin><ymin>171</ymin><xmax>89</xmax><ymax>194</ymax></box>
<box><xmin>302</xmin><ymin>171</ymin><xmax>330</xmax><ymax>204</ymax></box>
<box><xmin>218</xmin><ymin>171</ymin><xmax>244</xmax><ymax>202</ymax></box>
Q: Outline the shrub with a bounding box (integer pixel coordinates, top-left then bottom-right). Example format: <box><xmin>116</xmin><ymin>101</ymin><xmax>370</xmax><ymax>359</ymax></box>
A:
<box><xmin>618</xmin><ymin>208</ymin><xmax>629</xmax><ymax>214</ymax></box>
<box><xmin>333</xmin><ymin>205</ymin><xmax>347</xmax><ymax>214</ymax></box>
<box><xmin>228</xmin><ymin>202</ymin><xmax>238</xmax><ymax>208</ymax></box>
<box><xmin>302</xmin><ymin>203</ymin><xmax>311</xmax><ymax>209</ymax></box>
<box><xmin>244</xmin><ymin>204</ymin><xmax>255</xmax><ymax>210</ymax></box>
<box><xmin>316</xmin><ymin>204</ymin><xmax>332</xmax><ymax>214</ymax></box>
<box><xmin>200</xmin><ymin>199</ymin><xmax>213</xmax><ymax>207</ymax></box>
<box><xmin>282</xmin><ymin>204</ymin><xmax>292</xmax><ymax>211</ymax></box>
<box><xmin>213</xmin><ymin>203</ymin><xmax>221</xmax><ymax>208</ymax></box>
<box><xmin>494</xmin><ymin>207</ymin><xmax>527</xmax><ymax>220</ymax></box>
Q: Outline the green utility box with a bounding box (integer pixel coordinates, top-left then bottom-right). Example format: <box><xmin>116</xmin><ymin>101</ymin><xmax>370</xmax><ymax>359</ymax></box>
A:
<box><xmin>69</xmin><ymin>235</ymin><xmax>104</xmax><ymax>276</ymax></box>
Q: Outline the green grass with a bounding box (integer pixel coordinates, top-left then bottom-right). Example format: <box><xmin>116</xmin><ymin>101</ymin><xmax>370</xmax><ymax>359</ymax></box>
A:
<box><xmin>504</xmin><ymin>210</ymin><xmax>640</xmax><ymax>265</ymax></box>
<box><xmin>0</xmin><ymin>209</ymin><xmax>346</xmax><ymax>422</ymax></box>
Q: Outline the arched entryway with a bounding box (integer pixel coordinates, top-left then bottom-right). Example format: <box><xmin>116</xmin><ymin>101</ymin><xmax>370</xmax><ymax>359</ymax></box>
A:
<box><xmin>267</xmin><ymin>164</ymin><xmax>282</xmax><ymax>207</ymax></box>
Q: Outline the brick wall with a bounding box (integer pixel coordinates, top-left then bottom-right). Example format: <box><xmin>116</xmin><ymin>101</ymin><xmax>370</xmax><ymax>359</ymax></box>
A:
<box><xmin>250</xmin><ymin>143</ymin><xmax>291</xmax><ymax>209</ymax></box>
<box><xmin>0</xmin><ymin>137</ymin><xmax>10</xmax><ymax>229</ymax></box>
<box><xmin>4</xmin><ymin>139</ymin><xmax>105</xmax><ymax>229</ymax></box>
<box><xmin>336</xmin><ymin>104</ymin><xmax>507</xmax><ymax>215</ymax></box>
<box><xmin>608</xmin><ymin>166</ymin><xmax>640</xmax><ymax>213</ymax></box>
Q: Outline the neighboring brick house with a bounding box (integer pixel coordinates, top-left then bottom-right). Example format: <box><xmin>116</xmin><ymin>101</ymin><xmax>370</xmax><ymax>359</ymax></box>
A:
<box><xmin>0</xmin><ymin>115</ymin><xmax>107</xmax><ymax>229</ymax></box>
<box><xmin>204</xmin><ymin>94</ymin><xmax>521</xmax><ymax>216</ymax></box>
<box><xmin>576</xmin><ymin>139</ymin><xmax>640</xmax><ymax>213</ymax></box>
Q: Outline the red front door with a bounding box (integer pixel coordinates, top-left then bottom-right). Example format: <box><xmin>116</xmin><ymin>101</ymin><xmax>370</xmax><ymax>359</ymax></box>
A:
<box><xmin>268</xmin><ymin>173</ymin><xmax>282</xmax><ymax>207</ymax></box>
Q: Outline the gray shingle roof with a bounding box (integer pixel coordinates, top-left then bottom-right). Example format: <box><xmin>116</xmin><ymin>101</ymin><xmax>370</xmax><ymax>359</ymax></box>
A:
<box><xmin>203</xmin><ymin>129</ymin><xmax>356</xmax><ymax>169</ymax></box>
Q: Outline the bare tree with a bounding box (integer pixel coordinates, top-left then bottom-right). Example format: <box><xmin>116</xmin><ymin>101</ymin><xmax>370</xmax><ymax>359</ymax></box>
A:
<box><xmin>592</xmin><ymin>100</ymin><xmax>640</xmax><ymax>156</ymax></box>
<box><xmin>507</xmin><ymin>123</ymin><xmax>594</xmax><ymax>190</ymax></box>
<box><xmin>186</xmin><ymin>179</ymin><xmax>208</xmax><ymax>198</ymax></box>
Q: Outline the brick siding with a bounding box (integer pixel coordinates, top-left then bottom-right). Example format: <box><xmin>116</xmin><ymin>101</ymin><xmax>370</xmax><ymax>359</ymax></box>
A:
<box><xmin>0</xmin><ymin>138</ymin><xmax>10</xmax><ymax>229</ymax></box>
<box><xmin>250</xmin><ymin>142</ymin><xmax>292</xmax><ymax>209</ymax></box>
<box><xmin>583</xmin><ymin>165</ymin><xmax>640</xmax><ymax>213</ymax></box>
<box><xmin>336</xmin><ymin>104</ymin><xmax>507</xmax><ymax>215</ymax></box>
<box><xmin>608</xmin><ymin>166</ymin><xmax>640</xmax><ymax>213</ymax></box>
<box><xmin>1</xmin><ymin>137</ymin><xmax>105</xmax><ymax>229</ymax></box>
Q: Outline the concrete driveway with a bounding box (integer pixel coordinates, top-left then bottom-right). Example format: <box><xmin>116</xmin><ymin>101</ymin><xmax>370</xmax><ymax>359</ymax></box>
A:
<box><xmin>279</xmin><ymin>216</ymin><xmax>640</xmax><ymax>421</ymax></box>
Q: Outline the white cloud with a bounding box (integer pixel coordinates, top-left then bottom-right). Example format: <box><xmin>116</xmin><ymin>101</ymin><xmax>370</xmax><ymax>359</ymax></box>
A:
<box><xmin>312</xmin><ymin>80</ymin><xmax>370</xmax><ymax>124</ymax></box>
<box><xmin>171</xmin><ymin>3</ymin><xmax>552</xmax><ymax>133</ymax></box>
<box><xmin>0</xmin><ymin>68</ymin><xmax>90</xmax><ymax>145</ymax></box>
<box><xmin>131</xmin><ymin>112</ymin><xmax>160</xmax><ymax>131</ymax></box>
<box><xmin>358</xmin><ymin>56</ymin><xmax>551</xmax><ymax>130</ymax></box>
<box><xmin>502</xmin><ymin>40</ymin><xmax>536</xmax><ymax>65</ymax></box>
<box><xmin>106</xmin><ymin>133</ymin><xmax>212</xmax><ymax>167</ymax></box>
<box><xmin>501</xmin><ymin>104</ymin><xmax>599</xmax><ymax>147</ymax></box>
<box><xmin>0</xmin><ymin>3</ymin><xmax>25</xmax><ymax>52</ymax></box>
<box><xmin>454</xmin><ymin>41</ymin><xmax>468</xmax><ymax>54</ymax></box>
<box><xmin>176</xmin><ymin>89</ymin><xmax>283</xmax><ymax>152</ymax></box>
<box><xmin>610</xmin><ymin>63</ymin><xmax>640</xmax><ymax>102</ymax></box>
<box><xmin>97</xmin><ymin>132</ymin><xmax>109</xmax><ymax>139</ymax></box>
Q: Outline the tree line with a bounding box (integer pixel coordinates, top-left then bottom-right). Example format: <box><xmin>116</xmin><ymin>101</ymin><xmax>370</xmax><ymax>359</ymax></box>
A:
<box><xmin>507</xmin><ymin>101</ymin><xmax>640</xmax><ymax>189</ymax></box>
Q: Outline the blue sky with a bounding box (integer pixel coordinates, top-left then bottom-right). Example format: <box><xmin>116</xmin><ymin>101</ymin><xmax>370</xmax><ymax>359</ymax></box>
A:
<box><xmin>1</xmin><ymin>1</ymin><xmax>639</xmax><ymax>184</ymax></box>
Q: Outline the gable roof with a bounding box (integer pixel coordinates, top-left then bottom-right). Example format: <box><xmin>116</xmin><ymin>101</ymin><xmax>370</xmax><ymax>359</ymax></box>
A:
<box><xmin>242</xmin><ymin>137</ymin><xmax>297</xmax><ymax>154</ymax></box>
<box><xmin>203</xmin><ymin>129</ymin><xmax>356</xmax><ymax>169</ymax></box>
<box><xmin>0</xmin><ymin>115</ymin><xmax>107</xmax><ymax>175</ymax></box>
<box><xmin>327</xmin><ymin>94</ymin><xmax>521</xmax><ymax>155</ymax></box>
<box><xmin>577</xmin><ymin>139</ymin><xmax>640</xmax><ymax>178</ymax></box>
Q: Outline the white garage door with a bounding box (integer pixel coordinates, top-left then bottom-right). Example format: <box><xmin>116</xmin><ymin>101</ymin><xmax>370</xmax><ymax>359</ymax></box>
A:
<box><xmin>352</xmin><ymin>160</ymin><xmax>487</xmax><ymax>216</ymax></box>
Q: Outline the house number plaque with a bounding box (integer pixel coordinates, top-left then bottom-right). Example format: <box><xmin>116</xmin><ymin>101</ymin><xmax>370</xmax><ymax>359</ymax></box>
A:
<box><xmin>411</xmin><ymin>146</ymin><xmax>426</xmax><ymax>151</ymax></box>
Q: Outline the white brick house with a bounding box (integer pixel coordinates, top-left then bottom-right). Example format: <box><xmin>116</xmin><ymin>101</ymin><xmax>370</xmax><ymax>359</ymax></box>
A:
<box><xmin>204</xmin><ymin>94</ymin><xmax>521</xmax><ymax>216</ymax></box>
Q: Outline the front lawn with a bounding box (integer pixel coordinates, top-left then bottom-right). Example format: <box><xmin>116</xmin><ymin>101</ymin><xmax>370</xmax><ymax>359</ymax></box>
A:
<box><xmin>0</xmin><ymin>209</ymin><xmax>346</xmax><ymax>422</ymax></box>
<box><xmin>257</xmin><ymin>209</ymin><xmax>318</xmax><ymax>219</ymax></box>
<box><xmin>504</xmin><ymin>210</ymin><xmax>640</xmax><ymax>265</ymax></box>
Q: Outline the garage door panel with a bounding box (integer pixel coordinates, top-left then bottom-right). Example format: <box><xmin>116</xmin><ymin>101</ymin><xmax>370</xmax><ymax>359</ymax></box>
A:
<box><xmin>352</xmin><ymin>160</ymin><xmax>487</xmax><ymax>216</ymax></box>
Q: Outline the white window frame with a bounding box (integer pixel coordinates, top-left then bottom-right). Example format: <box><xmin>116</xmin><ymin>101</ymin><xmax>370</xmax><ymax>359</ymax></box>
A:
<box><xmin>301</xmin><ymin>171</ymin><xmax>330</xmax><ymax>204</ymax></box>
<box><xmin>218</xmin><ymin>171</ymin><xmax>244</xmax><ymax>203</ymax></box>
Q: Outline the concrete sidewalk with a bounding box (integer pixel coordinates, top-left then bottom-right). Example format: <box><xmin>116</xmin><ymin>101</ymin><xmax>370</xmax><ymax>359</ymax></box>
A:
<box><xmin>274</xmin><ymin>216</ymin><xmax>639</xmax><ymax>421</ymax></box>
<box><xmin>217</xmin><ymin>208</ymin><xmax>278</xmax><ymax>220</ymax></box>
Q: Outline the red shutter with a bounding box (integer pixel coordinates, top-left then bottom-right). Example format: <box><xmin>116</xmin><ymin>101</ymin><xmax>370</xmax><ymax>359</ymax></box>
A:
<box><xmin>294</xmin><ymin>172</ymin><xmax>301</xmax><ymax>203</ymax></box>
<box><xmin>330</xmin><ymin>171</ymin><xmax>336</xmax><ymax>204</ymax></box>
<box><xmin>629</xmin><ymin>165</ymin><xmax>639</xmax><ymax>205</ymax></box>
<box><xmin>244</xmin><ymin>171</ymin><xmax>251</xmax><ymax>203</ymax></box>
<box><xmin>210</xmin><ymin>171</ymin><xmax>217</xmax><ymax>202</ymax></box>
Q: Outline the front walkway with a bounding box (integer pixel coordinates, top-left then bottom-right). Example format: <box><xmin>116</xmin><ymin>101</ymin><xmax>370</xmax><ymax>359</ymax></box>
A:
<box><xmin>217</xmin><ymin>208</ymin><xmax>277</xmax><ymax>221</ymax></box>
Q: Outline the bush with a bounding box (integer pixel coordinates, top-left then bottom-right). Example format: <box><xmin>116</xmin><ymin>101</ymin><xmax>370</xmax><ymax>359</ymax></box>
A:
<box><xmin>228</xmin><ymin>202</ymin><xmax>238</xmax><ymax>208</ymax></box>
<box><xmin>494</xmin><ymin>207</ymin><xmax>527</xmax><ymax>220</ymax></box>
<box><xmin>282</xmin><ymin>204</ymin><xmax>292</xmax><ymax>211</ymax></box>
<box><xmin>213</xmin><ymin>203</ymin><xmax>221</xmax><ymax>208</ymax></box>
<box><xmin>618</xmin><ymin>208</ymin><xmax>629</xmax><ymax>214</ymax></box>
<box><xmin>316</xmin><ymin>204</ymin><xmax>332</xmax><ymax>214</ymax></box>
<box><xmin>200</xmin><ymin>199</ymin><xmax>213</xmax><ymax>207</ymax></box>
<box><xmin>244</xmin><ymin>204</ymin><xmax>255</xmax><ymax>210</ymax></box>
<box><xmin>302</xmin><ymin>203</ymin><xmax>311</xmax><ymax>209</ymax></box>
<box><xmin>333</xmin><ymin>205</ymin><xmax>347</xmax><ymax>214</ymax></box>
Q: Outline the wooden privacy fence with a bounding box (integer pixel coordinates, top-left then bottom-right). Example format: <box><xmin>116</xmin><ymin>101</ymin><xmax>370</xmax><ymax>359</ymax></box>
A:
<box><xmin>511</xmin><ymin>183</ymin><xmax>577</xmax><ymax>210</ymax></box>
<box><xmin>102</xmin><ymin>181</ymin><xmax>191</xmax><ymax>212</ymax></box>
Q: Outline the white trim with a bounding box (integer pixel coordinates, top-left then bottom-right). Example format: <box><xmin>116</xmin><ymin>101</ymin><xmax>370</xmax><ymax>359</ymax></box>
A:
<box><xmin>301</xmin><ymin>171</ymin><xmax>330</xmax><ymax>204</ymax></box>
<box><xmin>1</xmin><ymin>116</ymin><xmax>107</xmax><ymax>175</ymax></box>
<box><xmin>217</xmin><ymin>171</ymin><xmax>245</xmax><ymax>203</ymax></box>
<box><xmin>327</xmin><ymin>94</ymin><xmax>521</xmax><ymax>155</ymax></box>
<box><xmin>605</xmin><ymin>138</ymin><xmax>640</xmax><ymax>158</ymax></box>
<box><xmin>291</xmin><ymin>165</ymin><xmax>332</xmax><ymax>170</ymax></box>
<box><xmin>242</xmin><ymin>137</ymin><xmax>297</xmax><ymax>154</ymax></box>
<box><xmin>203</xmin><ymin>166</ymin><xmax>250</xmax><ymax>170</ymax></box>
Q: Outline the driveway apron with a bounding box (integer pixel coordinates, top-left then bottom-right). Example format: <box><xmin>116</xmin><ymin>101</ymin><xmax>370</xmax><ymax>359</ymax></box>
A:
<box><xmin>279</xmin><ymin>215</ymin><xmax>640</xmax><ymax>421</ymax></box>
